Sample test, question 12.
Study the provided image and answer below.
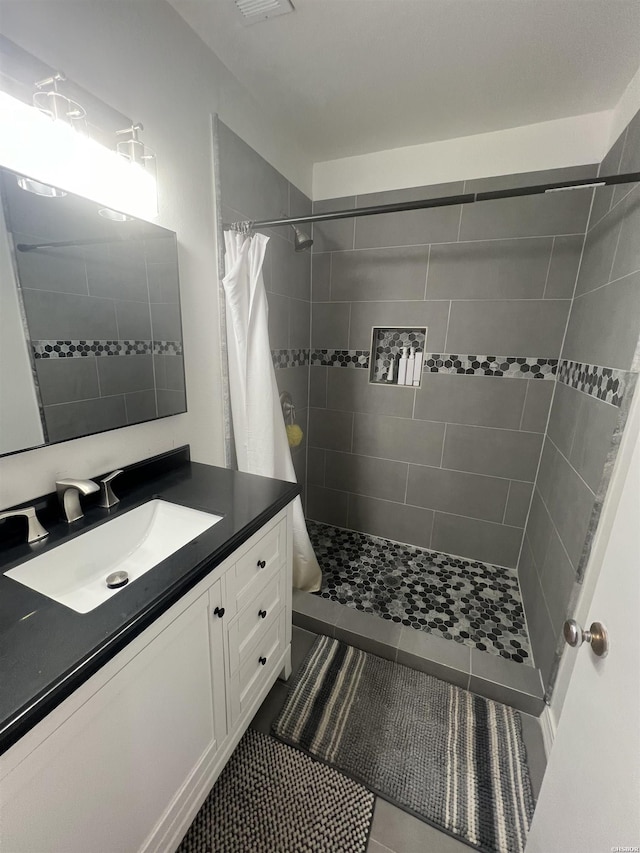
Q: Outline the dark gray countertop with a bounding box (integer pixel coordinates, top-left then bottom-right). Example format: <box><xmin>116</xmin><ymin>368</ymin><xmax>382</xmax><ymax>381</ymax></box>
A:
<box><xmin>0</xmin><ymin>454</ymin><xmax>299</xmax><ymax>754</ymax></box>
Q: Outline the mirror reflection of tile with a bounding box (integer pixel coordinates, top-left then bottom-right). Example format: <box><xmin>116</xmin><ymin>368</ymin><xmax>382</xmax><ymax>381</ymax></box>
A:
<box><xmin>0</xmin><ymin>167</ymin><xmax>186</xmax><ymax>452</ymax></box>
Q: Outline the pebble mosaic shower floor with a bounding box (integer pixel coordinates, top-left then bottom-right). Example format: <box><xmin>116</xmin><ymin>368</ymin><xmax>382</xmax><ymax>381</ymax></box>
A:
<box><xmin>307</xmin><ymin>520</ymin><xmax>533</xmax><ymax>665</ymax></box>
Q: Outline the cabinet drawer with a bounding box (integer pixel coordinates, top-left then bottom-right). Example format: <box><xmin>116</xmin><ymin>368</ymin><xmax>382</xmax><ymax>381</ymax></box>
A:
<box><xmin>227</xmin><ymin>568</ymin><xmax>283</xmax><ymax>675</ymax></box>
<box><xmin>226</xmin><ymin>518</ymin><xmax>285</xmax><ymax>615</ymax></box>
<box><xmin>227</xmin><ymin>610</ymin><xmax>286</xmax><ymax>727</ymax></box>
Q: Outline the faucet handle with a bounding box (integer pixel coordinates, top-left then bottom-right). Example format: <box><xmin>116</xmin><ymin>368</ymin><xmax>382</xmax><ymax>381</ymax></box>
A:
<box><xmin>0</xmin><ymin>506</ymin><xmax>49</xmax><ymax>544</ymax></box>
<box><xmin>98</xmin><ymin>469</ymin><xmax>124</xmax><ymax>509</ymax></box>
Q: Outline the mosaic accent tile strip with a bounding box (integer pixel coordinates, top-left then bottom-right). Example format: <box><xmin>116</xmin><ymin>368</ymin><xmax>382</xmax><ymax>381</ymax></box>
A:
<box><xmin>371</xmin><ymin>327</ymin><xmax>426</xmax><ymax>382</ymax></box>
<box><xmin>153</xmin><ymin>340</ymin><xmax>183</xmax><ymax>356</ymax></box>
<box><xmin>424</xmin><ymin>354</ymin><xmax>557</xmax><ymax>379</ymax></box>
<box><xmin>310</xmin><ymin>349</ymin><xmax>370</xmax><ymax>368</ymax></box>
<box><xmin>308</xmin><ymin>520</ymin><xmax>532</xmax><ymax>665</ymax></box>
<box><xmin>271</xmin><ymin>348</ymin><xmax>310</xmax><ymax>369</ymax></box>
<box><xmin>558</xmin><ymin>359</ymin><xmax>628</xmax><ymax>407</ymax></box>
<box><xmin>32</xmin><ymin>340</ymin><xmax>182</xmax><ymax>358</ymax></box>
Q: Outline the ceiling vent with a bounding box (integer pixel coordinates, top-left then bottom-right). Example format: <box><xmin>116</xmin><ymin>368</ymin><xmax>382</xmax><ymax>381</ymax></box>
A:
<box><xmin>233</xmin><ymin>0</ymin><xmax>295</xmax><ymax>25</ymax></box>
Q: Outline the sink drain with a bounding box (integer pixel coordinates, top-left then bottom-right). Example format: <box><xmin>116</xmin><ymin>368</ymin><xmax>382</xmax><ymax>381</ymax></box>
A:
<box><xmin>106</xmin><ymin>570</ymin><xmax>129</xmax><ymax>589</ymax></box>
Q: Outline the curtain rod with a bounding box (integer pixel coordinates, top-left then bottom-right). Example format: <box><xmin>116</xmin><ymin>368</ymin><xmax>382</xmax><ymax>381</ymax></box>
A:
<box><xmin>223</xmin><ymin>171</ymin><xmax>640</xmax><ymax>230</ymax></box>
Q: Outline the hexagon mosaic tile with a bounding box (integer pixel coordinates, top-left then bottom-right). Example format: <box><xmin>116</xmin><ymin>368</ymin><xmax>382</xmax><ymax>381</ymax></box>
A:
<box><xmin>307</xmin><ymin>520</ymin><xmax>532</xmax><ymax>666</ymax></box>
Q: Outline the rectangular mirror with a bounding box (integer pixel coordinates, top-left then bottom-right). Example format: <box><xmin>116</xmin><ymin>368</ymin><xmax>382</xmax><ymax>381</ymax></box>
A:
<box><xmin>0</xmin><ymin>166</ymin><xmax>186</xmax><ymax>456</ymax></box>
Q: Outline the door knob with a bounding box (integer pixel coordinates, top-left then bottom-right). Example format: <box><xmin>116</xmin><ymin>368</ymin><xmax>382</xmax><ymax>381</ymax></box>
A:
<box><xmin>563</xmin><ymin>619</ymin><xmax>609</xmax><ymax>658</ymax></box>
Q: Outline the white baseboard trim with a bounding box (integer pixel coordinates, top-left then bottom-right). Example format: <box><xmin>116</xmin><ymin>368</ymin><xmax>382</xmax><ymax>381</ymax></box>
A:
<box><xmin>539</xmin><ymin>705</ymin><xmax>557</xmax><ymax>758</ymax></box>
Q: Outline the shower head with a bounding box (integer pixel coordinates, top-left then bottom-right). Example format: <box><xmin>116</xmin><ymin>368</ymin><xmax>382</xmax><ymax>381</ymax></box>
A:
<box><xmin>291</xmin><ymin>224</ymin><xmax>313</xmax><ymax>252</ymax></box>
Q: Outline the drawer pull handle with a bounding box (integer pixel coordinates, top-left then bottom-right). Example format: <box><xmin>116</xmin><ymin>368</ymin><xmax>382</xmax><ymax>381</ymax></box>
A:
<box><xmin>259</xmin><ymin>656</ymin><xmax>267</xmax><ymax>666</ymax></box>
<box><xmin>258</xmin><ymin>609</ymin><xmax>267</xmax><ymax>619</ymax></box>
<box><xmin>257</xmin><ymin>559</ymin><xmax>266</xmax><ymax>569</ymax></box>
<box><xmin>213</xmin><ymin>606</ymin><xmax>225</xmax><ymax>618</ymax></box>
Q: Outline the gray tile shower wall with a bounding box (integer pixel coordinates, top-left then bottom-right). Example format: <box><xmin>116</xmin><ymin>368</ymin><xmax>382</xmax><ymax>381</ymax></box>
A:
<box><xmin>216</xmin><ymin>121</ymin><xmax>312</xmax><ymax>505</ymax></box>
<box><xmin>520</xmin><ymin>109</ymin><xmax>640</xmax><ymax>687</ymax></box>
<box><xmin>308</xmin><ymin>164</ymin><xmax>596</xmax><ymax>569</ymax></box>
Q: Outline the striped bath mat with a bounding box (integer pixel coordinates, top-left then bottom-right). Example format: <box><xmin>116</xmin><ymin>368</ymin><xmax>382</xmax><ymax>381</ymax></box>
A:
<box><xmin>273</xmin><ymin>635</ymin><xmax>535</xmax><ymax>853</ymax></box>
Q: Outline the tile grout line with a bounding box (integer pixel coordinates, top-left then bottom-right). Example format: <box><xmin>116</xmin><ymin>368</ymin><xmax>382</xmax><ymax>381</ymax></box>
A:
<box><xmin>317</xmin><ymin>445</ymin><xmax>538</xmax><ymax>485</ymax></box>
<box><xmin>346</xmin><ymin>301</ymin><xmax>353</xmax><ymax>351</ymax></box>
<box><xmin>351</xmin><ymin>204</ymin><xmax>356</xmax><ymax>251</ymax></box>
<box><xmin>312</xmin><ymin>295</ymin><xmax>573</xmax><ymax>304</ymax></box>
<box><xmin>309</xmin><ymin>232</ymin><xmax>587</xmax><ymax>255</ymax></box>
<box><xmin>310</xmin><ymin>407</ymin><xmax>547</xmax><ymax>437</ymax></box>
<box><xmin>534</xmin><ymin>483</ymin><xmax>582</xmax><ymax>578</ymax></box>
<box><xmin>428</xmin><ymin>510</ymin><xmax>436</xmax><ymax>549</ymax></box>
<box><xmin>502</xmin><ymin>480</ymin><xmax>512</xmax><ymax>524</ymax></box>
<box><xmin>605</xmin><ymin>203</ymin><xmax>626</xmax><ymax>288</ymax></box>
<box><xmin>522</xmin><ymin>531</ymin><xmax>557</xmax><ymax>643</ymax></box>
<box><xmin>328</xmin><ymin>251</ymin><xmax>333</xmax><ymax>302</ymax></box>
<box><xmin>439</xmin><ymin>423</ymin><xmax>447</xmax><ymax>468</ymax></box>
<box><xmin>312</xmin><ymin>482</ymin><xmax>526</xmax><ymax>531</ymax></box>
<box><xmin>572</xmin><ymin>265</ymin><xmax>640</xmax><ymax>301</ymax></box>
<box><xmin>44</xmin><ymin>390</ymin><xmax>131</xmax><ymax>408</ymax></box>
<box><xmin>306</xmin><ymin>248</ymin><xmax>314</xmax><ymax>511</ymax></box>
<box><xmin>511</xmin><ymin>539</ymin><xmax>538</xmax><ymax>670</ymax></box>
<box><xmin>94</xmin><ymin>357</ymin><xmax>102</xmax><ymax>398</ymax></box>
<box><xmin>443</xmin><ymin>301</ymin><xmax>452</xmax><ymax>351</ymax></box>
<box><xmin>546</xmin><ymin>433</ymin><xmax>596</xmax><ymax>498</ymax></box>
<box><xmin>518</xmin><ymin>379</ymin><xmax>530</xmax><ymax>431</ymax></box>
<box><xmin>423</xmin><ymin>243</ymin><xmax>431</xmax><ymax>300</ymax></box>
<box><xmin>456</xmin><ymin>183</ymin><xmax>465</xmax><ymax>242</ymax></box>
<box><xmin>541</xmin><ymin>236</ymin><xmax>555</xmax><ymax>300</ymax></box>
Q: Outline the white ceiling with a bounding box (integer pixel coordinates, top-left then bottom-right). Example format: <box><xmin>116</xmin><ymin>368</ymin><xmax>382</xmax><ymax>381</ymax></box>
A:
<box><xmin>170</xmin><ymin>0</ymin><xmax>640</xmax><ymax>163</ymax></box>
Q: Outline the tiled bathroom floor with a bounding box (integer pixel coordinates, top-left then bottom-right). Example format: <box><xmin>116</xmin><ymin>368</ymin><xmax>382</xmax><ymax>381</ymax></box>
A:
<box><xmin>251</xmin><ymin>627</ymin><xmax>547</xmax><ymax>853</ymax></box>
<box><xmin>308</xmin><ymin>520</ymin><xmax>532</xmax><ymax>665</ymax></box>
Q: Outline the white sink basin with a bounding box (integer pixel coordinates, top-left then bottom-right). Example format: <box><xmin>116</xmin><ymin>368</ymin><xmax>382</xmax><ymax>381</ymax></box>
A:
<box><xmin>4</xmin><ymin>500</ymin><xmax>223</xmax><ymax>613</ymax></box>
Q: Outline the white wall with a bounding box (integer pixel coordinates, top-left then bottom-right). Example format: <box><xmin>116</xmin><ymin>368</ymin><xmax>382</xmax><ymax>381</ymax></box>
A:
<box><xmin>312</xmin><ymin>111</ymin><xmax>612</xmax><ymax>200</ymax></box>
<box><xmin>608</xmin><ymin>63</ymin><xmax>640</xmax><ymax>149</ymax></box>
<box><xmin>312</xmin><ymin>60</ymin><xmax>640</xmax><ymax>201</ymax></box>
<box><xmin>0</xmin><ymin>0</ymin><xmax>313</xmax><ymax>508</ymax></box>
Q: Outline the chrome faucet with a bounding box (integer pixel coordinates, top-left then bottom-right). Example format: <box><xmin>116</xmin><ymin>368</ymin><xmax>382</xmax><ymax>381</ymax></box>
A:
<box><xmin>0</xmin><ymin>506</ymin><xmax>49</xmax><ymax>544</ymax></box>
<box><xmin>98</xmin><ymin>469</ymin><xmax>123</xmax><ymax>509</ymax></box>
<box><xmin>56</xmin><ymin>478</ymin><xmax>99</xmax><ymax>523</ymax></box>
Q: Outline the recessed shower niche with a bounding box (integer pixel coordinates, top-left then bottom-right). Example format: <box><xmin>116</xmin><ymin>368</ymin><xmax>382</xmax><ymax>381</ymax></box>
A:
<box><xmin>369</xmin><ymin>326</ymin><xmax>427</xmax><ymax>387</ymax></box>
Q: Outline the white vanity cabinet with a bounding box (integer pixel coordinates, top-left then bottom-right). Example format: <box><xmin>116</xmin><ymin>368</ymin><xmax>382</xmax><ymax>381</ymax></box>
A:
<box><xmin>0</xmin><ymin>504</ymin><xmax>293</xmax><ymax>853</ymax></box>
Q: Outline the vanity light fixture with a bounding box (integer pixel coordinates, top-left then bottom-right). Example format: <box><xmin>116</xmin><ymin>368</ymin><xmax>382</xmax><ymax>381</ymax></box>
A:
<box><xmin>0</xmin><ymin>81</ymin><xmax>158</xmax><ymax>220</ymax></box>
<box><xmin>15</xmin><ymin>73</ymin><xmax>82</xmax><ymax>198</ymax></box>
<box><xmin>98</xmin><ymin>207</ymin><xmax>134</xmax><ymax>222</ymax></box>
<box><xmin>16</xmin><ymin>176</ymin><xmax>67</xmax><ymax>197</ymax></box>
<box><xmin>33</xmin><ymin>72</ymin><xmax>86</xmax><ymax>128</ymax></box>
<box><xmin>114</xmin><ymin>122</ymin><xmax>158</xmax><ymax>216</ymax></box>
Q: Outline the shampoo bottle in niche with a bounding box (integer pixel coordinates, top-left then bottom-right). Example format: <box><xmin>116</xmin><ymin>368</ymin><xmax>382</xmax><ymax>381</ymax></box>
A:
<box><xmin>406</xmin><ymin>348</ymin><xmax>415</xmax><ymax>386</ymax></box>
<box><xmin>386</xmin><ymin>354</ymin><xmax>396</xmax><ymax>382</ymax></box>
<box><xmin>412</xmin><ymin>349</ymin><xmax>423</xmax><ymax>386</ymax></box>
<box><xmin>397</xmin><ymin>347</ymin><xmax>409</xmax><ymax>385</ymax></box>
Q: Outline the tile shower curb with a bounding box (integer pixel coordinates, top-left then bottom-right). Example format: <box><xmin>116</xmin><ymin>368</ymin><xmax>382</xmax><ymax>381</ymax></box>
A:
<box><xmin>292</xmin><ymin>590</ymin><xmax>545</xmax><ymax>715</ymax></box>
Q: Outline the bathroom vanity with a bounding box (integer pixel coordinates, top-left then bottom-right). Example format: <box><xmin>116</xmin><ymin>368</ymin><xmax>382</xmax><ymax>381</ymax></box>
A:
<box><xmin>0</xmin><ymin>449</ymin><xmax>299</xmax><ymax>852</ymax></box>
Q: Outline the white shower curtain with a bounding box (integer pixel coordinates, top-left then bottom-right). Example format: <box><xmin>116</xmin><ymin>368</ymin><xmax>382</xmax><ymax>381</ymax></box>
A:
<box><xmin>222</xmin><ymin>230</ymin><xmax>322</xmax><ymax>592</ymax></box>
